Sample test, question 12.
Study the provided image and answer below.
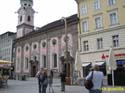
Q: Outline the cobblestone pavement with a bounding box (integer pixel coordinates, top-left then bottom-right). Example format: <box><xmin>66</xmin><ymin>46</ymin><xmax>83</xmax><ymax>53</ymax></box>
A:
<box><xmin>0</xmin><ymin>78</ymin><xmax>124</xmax><ymax>93</ymax></box>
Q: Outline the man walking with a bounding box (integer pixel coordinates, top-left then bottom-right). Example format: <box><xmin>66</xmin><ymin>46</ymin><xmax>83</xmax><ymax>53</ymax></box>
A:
<box><xmin>36</xmin><ymin>68</ymin><xmax>44</xmax><ymax>93</ymax></box>
<box><xmin>60</xmin><ymin>71</ymin><xmax>66</xmax><ymax>92</ymax></box>
<box><xmin>86</xmin><ymin>65</ymin><xmax>104</xmax><ymax>93</ymax></box>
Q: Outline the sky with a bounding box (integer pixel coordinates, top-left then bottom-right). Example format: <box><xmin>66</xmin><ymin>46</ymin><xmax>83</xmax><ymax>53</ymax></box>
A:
<box><xmin>0</xmin><ymin>0</ymin><xmax>77</xmax><ymax>35</ymax></box>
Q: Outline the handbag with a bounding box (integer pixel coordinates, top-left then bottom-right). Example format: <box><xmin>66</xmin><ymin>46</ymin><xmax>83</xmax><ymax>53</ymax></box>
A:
<box><xmin>84</xmin><ymin>71</ymin><xmax>94</xmax><ymax>90</ymax></box>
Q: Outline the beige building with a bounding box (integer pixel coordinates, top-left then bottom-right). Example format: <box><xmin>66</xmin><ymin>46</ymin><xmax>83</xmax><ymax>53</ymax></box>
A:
<box><xmin>75</xmin><ymin>0</ymin><xmax>125</xmax><ymax>77</ymax></box>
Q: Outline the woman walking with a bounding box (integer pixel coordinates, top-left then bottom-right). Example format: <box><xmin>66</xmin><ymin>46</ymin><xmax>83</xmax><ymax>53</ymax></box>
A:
<box><xmin>42</xmin><ymin>69</ymin><xmax>48</xmax><ymax>93</ymax></box>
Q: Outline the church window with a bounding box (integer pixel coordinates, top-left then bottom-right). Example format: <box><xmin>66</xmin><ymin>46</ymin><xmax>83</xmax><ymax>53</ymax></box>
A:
<box><xmin>26</xmin><ymin>46</ymin><xmax>29</xmax><ymax>51</ymax></box>
<box><xmin>18</xmin><ymin>48</ymin><xmax>20</xmax><ymax>53</ymax></box>
<box><xmin>52</xmin><ymin>39</ymin><xmax>56</xmax><ymax>45</ymax></box>
<box><xmin>42</xmin><ymin>55</ymin><xmax>47</xmax><ymax>68</ymax></box>
<box><xmin>27</xmin><ymin>16</ymin><xmax>31</xmax><ymax>22</ymax></box>
<box><xmin>24</xmin><ymin>3</ymin><xmax>27</xmax><ymax>6</ymax></box>
<box><xmin>23</xmin><ymin>7</ymin><xmax>25</xmax><ymax>10</ymax></box>
<box><xmin>42</xmin><ymin>42</ymin><xmax>46</xmax><ymax>48</ymax></box>
<box><xmin>53</xmin><ymin>53</ymin><xmax>57</xmax><ymax>68</ymax></box>
<box><xmin>20</xmin><ymin>16</ymin><xmax>22</xmax><ymax>22</ymax></box>
<box><xmin>33</xmin><ymin>44</ymin><xmax>37</xmax><ymax>49</ymax></box>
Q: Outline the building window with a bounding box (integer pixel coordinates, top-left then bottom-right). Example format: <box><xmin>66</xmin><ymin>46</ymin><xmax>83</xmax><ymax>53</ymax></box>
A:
<box><xmin>25</xmin><ymin>57</ymin><xmax>28</xmax><ymax>69</ymax></box>
<box><xmin>43</xmin><ymin>55</ymin><xmax>47</xmax><ymax>68</ymax></box>
<box><xmin>20</xmin><ymin>16</ymin><xmax>22</xmax><ymax>22</ymax></box>
<box><xmin>83</xmin><ymin>41</ymin><xmax>89</xmax><ymax>51</ymax></box>
<box><xmin>18</xmin><ymin>48</ymin><xmax>20</xmax><ymax>53</ymax></box>
<box><xmin>53</xmin><ymin>53</ymin><xmax>57</xmax><ymax>68</ymax></box>
<box><xmin>82</xmin><ymin>20</ymin><xmax>88</xmax><ymax>32</ymax></box>
<box><xmin>124</xmin><ymin>0</ymin><xmax>125</xmax><ymax>4</ymax></box>
<box><xmin>109</xmin><ymin>12</ymin><xmax>118</xmax><ymax>25</ymax></box>
<box><xmin>26</xmin><ymin>46</ymin><xmax>29</xmax><ymax>51</ymax></box>
<box><xmin>33</xmin><ymin>44</ymin><xmax>37</xmax><ymax>49</ymax></box>
<box><xmin>52</xmin><ymin>39</ymin><xmax>57</xmax><ymax>46</ymax></box>
<box><xmin>42</xmin><ymin>42</ymin><xmax>46</xmax><ymax>48</ymax></box>
<box><xmin>112</xmin><ymin>35</ymin><xmax>119</xmax><ymax>47</ymax></box>
<box><xmin>93</xmin><ymin>0</ymin><xmax>100</xmax><ymax>10</ymax></box>
<box><xmin>80</xmin><ymin>5</ymin><xmax>87</xmax><ymax>15</ymax></box>
<box><xmin>95</xmin><ymin>16</ymin><xmax>102</xmax><ymax>29</ymax></box>
<box><xmin>97</xmin><ymin>38</ymin><xmax>103</xmax><ymax>49</ymax></box>
<box><xmin>108</xmin><ymin>0</ymin><xmax>116</xmax><ymax>6</ymax></box>
<box><xmin>27</xmin><ymin>16</ymin><xmax>31</xmax><ymax>22</ymax></box>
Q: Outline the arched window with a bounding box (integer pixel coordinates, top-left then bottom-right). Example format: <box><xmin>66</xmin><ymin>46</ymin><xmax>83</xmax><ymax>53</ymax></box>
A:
<box><xmin>42</xmin><ymin>42</ymin><xmax>46</xmax><ymax>48</ymax></box>
<box><xmin>33</xmin><ymin>44</ymin><xmax>37</xmax><ymax>49</ymax></box>
<box><xmin>52</xmin><ymin>39</ymin><xmax>57</xmax><ymax>46</ymax></box>
<box><xmin>25</xmin><ymin>46</ymin><xmax>29</xmax><ymax>51</ymax></box>
<box><xmin>42</xmin><ymin>55</ymin><xmax>47</xmax><ymax>68</ymax></box>
<box><xmin>20</xmin><ymin>16</ymin><xmax>22</xmax><ymax>22</ymax></box>
<box><xmin>18</xmin><ymin>48</ymin><xmax>20</xmax><ymax>53</ymax></box>
<box><xmin>27</xmin><ymin>16</ymin><xmax>31</xmax><ymax>22</ymax></box>
<box><xmin>53</xmin><ymin>53</ymin><xmax>57</xmax><ymax>68</ymax></box>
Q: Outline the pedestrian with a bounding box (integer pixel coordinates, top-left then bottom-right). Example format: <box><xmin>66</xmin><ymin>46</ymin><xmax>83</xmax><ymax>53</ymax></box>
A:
<box><xmin>42</xmin><ymin>69</ymin><xmax>48</xmax><ymax>93</ymax></box>
<box><xmin>36</xmin><ymin>67</ymin><xmax>44</xmax><ymax>93</ymax></box>
<box><xmin>60</xmin><ymin>71</ymin><xmax>66</xmax><ymax>92</ymax></box>
<box><xmin>48</xmin><ymin>70</ymin><xmax>54</xmax><ymax>93</ymax></box>
<box><xmin>86</xmin><ymin>64</ymin><xmax>104</xmax><ymax>93</ymax></box>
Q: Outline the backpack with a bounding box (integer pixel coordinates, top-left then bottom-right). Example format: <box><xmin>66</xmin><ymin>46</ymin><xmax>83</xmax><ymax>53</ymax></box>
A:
<box><xmin>84</xmin><ymin>71</ymin><xmax>94</xmax><ymax>90</ymax></box>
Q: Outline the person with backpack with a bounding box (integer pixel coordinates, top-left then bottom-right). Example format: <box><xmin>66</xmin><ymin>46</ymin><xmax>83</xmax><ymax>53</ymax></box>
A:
<box><xmin>86</xmin><ymin>65</ymin><xmax>104</xmax><ymax>93</ymax></box>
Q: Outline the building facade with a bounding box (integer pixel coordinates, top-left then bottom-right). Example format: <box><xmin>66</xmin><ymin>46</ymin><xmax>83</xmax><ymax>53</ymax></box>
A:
<box><xmin>75</xmin><ymin>0</ymin><xmax>125</xmax><ymax>77</ymax></box>
<box><xmin>0</xmin><ymin>32</ymin><xmax>16</xmax><ymax>61</ymax></box>
<box><xmin>15</xmin><ymin>14</ymin><xmax>78</xmax><ymax>79</ymax></box>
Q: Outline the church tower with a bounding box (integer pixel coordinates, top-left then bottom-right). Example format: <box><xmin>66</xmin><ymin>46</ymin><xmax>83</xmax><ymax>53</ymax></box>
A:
<box><xmin>16</xmin><ymin>0</ymin><xmax>35</xmax><ymax>38</ymax></box>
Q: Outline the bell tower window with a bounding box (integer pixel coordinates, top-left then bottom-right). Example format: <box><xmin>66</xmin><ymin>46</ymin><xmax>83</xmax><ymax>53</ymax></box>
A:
<box><xmin>27</xmin><ymin>16</ymin><xmax>31</xmax><ymax>22</ymax></box>
<box><xmin>20</xmin><ymin>16</ymin><xmax>22</xmax><ymax>22</ymax></box>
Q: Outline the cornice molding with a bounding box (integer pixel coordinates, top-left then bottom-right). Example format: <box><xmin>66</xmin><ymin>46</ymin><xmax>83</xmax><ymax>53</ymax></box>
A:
<box><xmin>80</xmin><ymin>47</ymin><xmax>125</xmax><ymax>55</ymax></box>
<box><xmin>79</xmin><ymin>25</ymin><xmax>125</xmax><ymax>38</ymax></box>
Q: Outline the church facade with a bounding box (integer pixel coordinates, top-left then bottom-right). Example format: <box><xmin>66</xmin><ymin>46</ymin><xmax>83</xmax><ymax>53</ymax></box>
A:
<box><xmin>15</xmin><ymin>0</ymin><xmax>78</xmax><ymax>79</ymax></box>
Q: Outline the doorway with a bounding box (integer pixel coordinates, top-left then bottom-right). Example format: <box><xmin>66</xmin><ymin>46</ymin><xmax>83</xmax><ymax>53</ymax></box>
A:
<box><xmin>31</xmin><ymin>65</ymin><xmax>37</xmax><ymax>77</ymax></box>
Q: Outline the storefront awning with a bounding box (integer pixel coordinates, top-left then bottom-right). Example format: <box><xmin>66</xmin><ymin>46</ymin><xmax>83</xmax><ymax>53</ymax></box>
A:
<box><xmin>82</xmin><ymin>63</ymin><xmax>91</xmax><ymax>67</ymax></box>
<box><xmin>94</xmin><ymin>62</ymin><xmax>104</xmax><ymax>66</ymax></box>
<box><xmin>0</xmin><ymin>60</ymin><xmax>11</xmax><ymax>64</ymax></box>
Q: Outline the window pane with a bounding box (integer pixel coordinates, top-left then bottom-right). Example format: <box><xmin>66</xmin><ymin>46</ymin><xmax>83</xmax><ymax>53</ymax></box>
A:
<box><xmin>97</xmin><ymin>38</ymin><xmax>103</xmax><ymax>49</ymax></box>
<box><xmin>83</xmin><ymin>41</ymin><xmax>89</xmax><ymax>51</ymax></box>
<box><xmin>53</xmin><ymin>54</ymin><xmax>57</xmax><ymax>68</ymax></box>
<box><xmin>110</xmin><ymin>12</ymin><xmax>117</xmax><ymax>25</ymax></box>
<box><xmin>82</xmin><ymin>21</ymin><xmax>88</xmax><ymax>32</ymax></box>
<box><xmin>112</xmin><ymin>35</ymin><xmax>119</xmax><ymax>47</ymax></box>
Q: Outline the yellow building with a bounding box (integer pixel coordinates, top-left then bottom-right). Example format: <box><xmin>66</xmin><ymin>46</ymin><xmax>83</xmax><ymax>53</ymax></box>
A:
<box><xmin>75</xmin><ymin>0</ymin><xmax>125</xmax><ymax>77</ymax></box>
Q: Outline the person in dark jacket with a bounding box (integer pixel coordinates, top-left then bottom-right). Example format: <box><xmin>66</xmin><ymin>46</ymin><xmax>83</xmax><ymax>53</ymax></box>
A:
<box><xmin>36</xmin><ymin>68</ymin><xmax>44</xmax><ymax>93</ymax></box>
<box><xmin>42</xmin><ymin>69</ymin><xmax>48</xmax><ymax>93</ymax></box>
<box><xmin>60</xmin><ymin>71</ymin><xmax>66</xmax><ymax>92</ymax></box>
